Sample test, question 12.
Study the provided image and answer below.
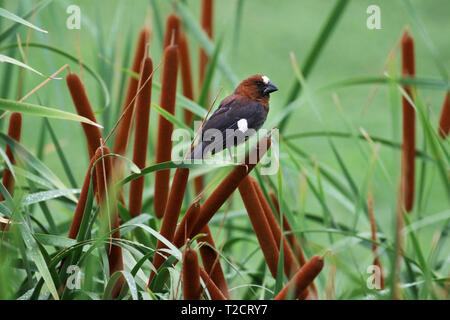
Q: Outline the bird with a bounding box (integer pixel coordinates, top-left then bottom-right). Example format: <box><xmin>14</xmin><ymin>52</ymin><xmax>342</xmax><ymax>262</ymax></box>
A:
<box><xmin>190</xmin><ymin>74</ymin><xmax>278</xmax><ymax>159</ymax></box>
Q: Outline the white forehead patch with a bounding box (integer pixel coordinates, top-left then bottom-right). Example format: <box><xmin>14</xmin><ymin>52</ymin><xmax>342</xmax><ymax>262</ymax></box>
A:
<box><xmin>262</xmin><ymin>75</ymin><xmax>270</xmax><ymax>84</ymax></box>
<box><xmin>237</xmin><ymin>119</ymin><xmax>248</xmax><ymax>132</ymax></box>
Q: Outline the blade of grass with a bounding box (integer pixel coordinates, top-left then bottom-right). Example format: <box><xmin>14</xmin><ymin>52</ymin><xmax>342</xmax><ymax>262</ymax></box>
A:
<box><xmin>175</xmin><ymin>0</ymin><xmax>239</xmax><ymax>86</ymax></box>
<box><xmin>0</xmin><ymin>98</ymin><xmax>102</xmax><ymax>127</ymax></box>
<box><xmin>0</xmin><ymin>0</ymin><xmax>52</xmax><ymax>42</ymax></box>
<box><xmin>0</xmin><ymin>42</ymin><xmax>110</xmax><ymax>109</ymax></box>
<box><xmin>279</xmin><ymin>0</ymin><xmax>349</xmax><ymax>132</ymax></box>
<box><xmin>43</xmin><ymin>118</ymin><xmax>77</xmax><ymax>188</ymax></box>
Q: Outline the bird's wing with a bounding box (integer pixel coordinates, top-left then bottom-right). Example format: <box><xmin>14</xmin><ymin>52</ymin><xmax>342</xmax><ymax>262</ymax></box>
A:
<box><xmin>201</xmin><ymin>97</ymin><xmax>267</xmax><ymax>136</ymax></box>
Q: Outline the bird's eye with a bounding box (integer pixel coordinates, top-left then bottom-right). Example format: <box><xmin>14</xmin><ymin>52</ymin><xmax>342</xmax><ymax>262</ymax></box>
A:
<box><xmin>256</xmin><ymin>81</ymin><xmax>264</xmax><ymax>87</ymax></box>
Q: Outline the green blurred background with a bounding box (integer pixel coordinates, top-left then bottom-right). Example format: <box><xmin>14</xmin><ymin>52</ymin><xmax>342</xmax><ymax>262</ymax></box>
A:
<box><xmin>0</xmin><ymin>0</ymin><xmax>448</xmax><ymax>298</ymax></box>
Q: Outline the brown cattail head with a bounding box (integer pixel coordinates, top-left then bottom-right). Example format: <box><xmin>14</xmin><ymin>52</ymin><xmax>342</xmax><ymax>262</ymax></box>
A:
<box><xmin>173</xmin><ymin>201</ymin><xmax>201</xmax><ymax>248</ymax></box>
<box><xmin>198</xmin><ymin>225</ymin><xmax>230</xmax><ymax>299</ymax></box>
<box><xmin>154</xmin><ymin>45</ymin><xmax>179</xmax><ymax>218</ymax></box>
<box><xmin>163</xmin><ymin>14</ymin><xmax>181</xmax><ymax>49</ymax></box>
<box><xmin>178</xmin><ymin>33</ymin><xmax>195</xmax><ymax>126</ymax></box>
<box><xmin>68</xmin><ymin>157</ymin><xmax>95</xmax><ymax>239</ymax></box>
<box><xmin>401</xmin><ymin>30</ymin><xmax>416</xmax><ymax>213</ymax></box>
<box><xmin>128</xmin><ymin>57</ymin><xmax>153</xmax><ymax>218</ymax></box>
<box><xmin>238</xmin><ymin>176</ymin><xmax>280</xmax><ymax>278</ymax></box>
<box><xmin>274</xmin><ymin>255</ymin><xmax>324</xmax><ymax>300</ymax></box>
<box><xmin>269</xmin><ymin>191</ymin><xmax>307</xmax><ymax>266</ymax></box>
<box><xmin>149</xmin><ymin>168</ymin><xmax>189</xmax><ymax>284</ymax></box>
<box><xmin>182</xmin><ymin>247</ymin><xmax>202</xmax><ymax>300</ymax></box>
<box><xmin>199</xmin><ymin>267</ymin><xmax>227</xmax><ymax>300</ymax></box>
<box><xmin>402</xmin><ymin>31</ymin><xmax>415</xmax><ymax>76</ymax></box>
<box><xmin>199</xmin><ymin>0</ymin><xmax>213</xmax><ymax>86</ymax></box>
<box><xmin>113</xmin><ymin>28</ymin><xmax>150</xmax><ymax>159</ymax></box>
<box><xmin>66</xmin><ymin>73</ymin><xmax>103</xmax><ymax>160</ymax></box>
<box><xmin>251</xmin><ymin>178</ymin><xmax>299</xmax><ymax>278</ymax></box>
<box><xmin>0</xmin><ymin>112</ymin><xmax>22</xmax><ymax>200</ymax></box>
<box><xmin>438</xmin><ymin>92</ymin><xmax>450</xmax><ymax>138</ymax></box>
<box><xmin>94</xmin><ymin>145</ymin><xmax>124</xmax><ymax>297</ymax></box>
<box><xmin>189</xmin><ymin>135</ymin><xmax>271</xmax><ymax>238</ymax></box>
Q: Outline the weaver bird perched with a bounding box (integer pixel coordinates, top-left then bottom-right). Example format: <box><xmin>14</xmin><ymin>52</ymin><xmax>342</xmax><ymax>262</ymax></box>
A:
<box><xmin>190</xmin><ymin>74</ymin><xmax>278</xmax><ymax>159</ymax></box>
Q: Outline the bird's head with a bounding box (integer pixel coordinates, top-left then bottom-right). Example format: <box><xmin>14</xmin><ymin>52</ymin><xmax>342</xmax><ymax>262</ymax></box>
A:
<box><xmin>234</xmin><ymin>74</ymin><xmax>278</xmax><ymax>105</ymax></box>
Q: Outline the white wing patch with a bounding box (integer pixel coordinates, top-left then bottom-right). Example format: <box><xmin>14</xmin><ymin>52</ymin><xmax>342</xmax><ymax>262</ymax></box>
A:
<box><xmin>237</xmin><ymin>118</ymin><xmax>248</xmax><ymax>132</ymax></box>
<box><xmin>262</xmin><ymin>75</ymin><xmax>270</xmax><ymax>84</ymax></box>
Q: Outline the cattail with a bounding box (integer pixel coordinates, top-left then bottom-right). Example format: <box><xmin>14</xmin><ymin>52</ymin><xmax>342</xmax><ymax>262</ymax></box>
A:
<box><xmin>94</xmin><ymin>146</ymin><xmax>124</xmax><ymax>298</ymax></box>
<box><xmin>238</xmin><ymin>176</ymin><xmax>279</xmax><ymax>278</ymax></box>
<box><xmin>68</xmin><ymin>157</ymin><xmax>95</xmax><ymax>239</ymax></box>
<box><xmin>182</xmin><ymin>247</ymin><xmax>201</xmax><ymax>300</ymax></box>
<box><xmin>0</xmin><ymin>112</ymin><xmax>22</xmax><ymax>201</ymax></box>
<box><xmin>163</xmin><ymin>14</ymin><xmax>181</xmax><ymax>49</ymax></box>
<box><xmin>154</xmin><ymin>44</ymin><xmax>179</xmax><ymax>218</ymax></box>
<box><xmin>401</xmin><ymin>30</ymin><xmax>416</xmax><ymax>213</ymax></box>
<box><xmin>274</xmin><ymin>255</ymin><xmax>324</xmax><ymax>300</ymax></box>
<box><xmin>251</xmin><ymin>178</ymin><xmax>298</xmax><ymax>277</ymax></box>
<box><xmin>149</xmin><ymin>168</ymin><xmax>189</xmax><ymax>284</ymax></box>
<box><xmin>173</xmin><ymin>201</ymin><xmax>200</xmax><ymax>248</ymax></box>
<box><xmin>113</xmin><ymin>28</ymin><xmax>150</xmax><ymax>159</ymax></box>
<box><xmin>128</xmin><ymin>57</ymin><xmax>153</xmax><ymax>218</ymax></box>
<box><xmin>269</xmin><ymin>191</ymin><xmax>317</xmax><ymax>297</ymax></box>
<box><xmin>368</xmin><ymin>190</ymin><xmax>385</xmax><ymax>289</ymax></box>
<box><xmin>438</xmin><ymin>92</ymin><xmax>450</xmax><ymax>138</ymax></box>
<box><xmin>198</xmin><ymin>225</ymin><xmax>230</xmax><ymax>299</ymax></box>
<box><xmin>178</xmin><ymin>32</ymin><xmax>204</xmax><ymax>194</ymax></box>
<box><xmin>198</xmin><ymin>0</ymin><xmax>213</xmax><ymax>86</ymax></box>
<box><xmin>178</xmin><ymin>34</ymin><xmax>195</xmax><ymax>126</ymax></box>
<box><xmin>66</xmin><ymin>73</ymin><xmax>103</xmax><ymax>161</ymax></box>
<box><xmin>195</xmin><ymin>0</ymin><xmax>214</xmax><ymax>196</ymax></box>
<box><xmin>199</xmin><ymin>267</ymin><xmax>227</xmax><ymax>300</ymax></box>
<box><xmin>189</xmin><ymin>135</ymin><xmax>271</xmax><ymax>239</ymax></box>
<box><xmin>269</xmin><ymin>191</ymin><xmax>307</xmax><ymax>266</ymax></box>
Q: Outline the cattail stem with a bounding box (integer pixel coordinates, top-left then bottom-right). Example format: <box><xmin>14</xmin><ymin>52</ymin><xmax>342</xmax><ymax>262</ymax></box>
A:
<box><xmin>154</xmin><ymin>45</ymin><xmax>179</xmax><ymax>218</ymax></box>
<box><xmin>238</xmin><ymin>176</ymin><xmax>279</xmax><ymax>278</ymax></box>
<box><xmin>66</xmin><ymin>73</ymin><xmax>103</xmax><ymax>160</ymax></box>
<box><xmin>149</xmin><ymin>168</ymin><xmax>189</xmax><ymax>284</ymax></box>
<box><xmin>189</xmin><ymin>135</ymin><xmax>271</xmax><ymax>238</ymax></box>
<box><xmin>401</xmin><ymin>30</ymin><xmax>416</xmax><ymax>213</ymax></box>
<box><xmin>438</xmin><ymin>92</ymin><xmax>450</xmax><ymax>138</ymax></box>
<box><xmin>274</xmin><ymin>255</ymin><xmax>324</xmax><ymax>300</ymax></box>
<box><xmin>199</xmin><ymin>267</ymin><xmax>227</xmax><ymax>300</ymax></box>
<box><xmin>128</xmin><ymin>57</ymin><xmax>153</xmax><ymax>218</ymax></box>
<box><xmin>1</xmin><ymin>112</ymin><xmax>22</xmax><ymax>201</ymax></box>
<box><xmin>178</xmin><ymin>34</ymin><xmax>195</xmax><ymax>126</ymax></box>
<box><xmin>182</xmin><ymin>247</ymin><xmax>201</xmax><ymax>300</ymax></box>
<box><xmin>94</xmin><ymin>146</ymin><xmax>124</xmax><ymax>298</ymax></box>
<box><xmin>198</xmin><ymin>225</ymin><xmax>230</xmax><ymax>299</ymax></box>
<box><xmin>251</xmin><ymin>178</ymin><xmax>299</xmax><ymax>277</ymax></box>
<box><xmin>113</xmin><ymin>28</ymin><xmax>150</xmax><ymax>159</ymax></box>
<box><xmin>163</xmin><ymin>14</ymin><xmax>181</xmax><ymax>49</ymax></box>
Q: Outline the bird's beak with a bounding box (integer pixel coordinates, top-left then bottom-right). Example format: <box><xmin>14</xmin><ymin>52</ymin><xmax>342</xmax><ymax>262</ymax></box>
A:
<box><xmin>264</xmin><ymin>81</ymin><xmax>278</xmax><ymax>95</ymax></box>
